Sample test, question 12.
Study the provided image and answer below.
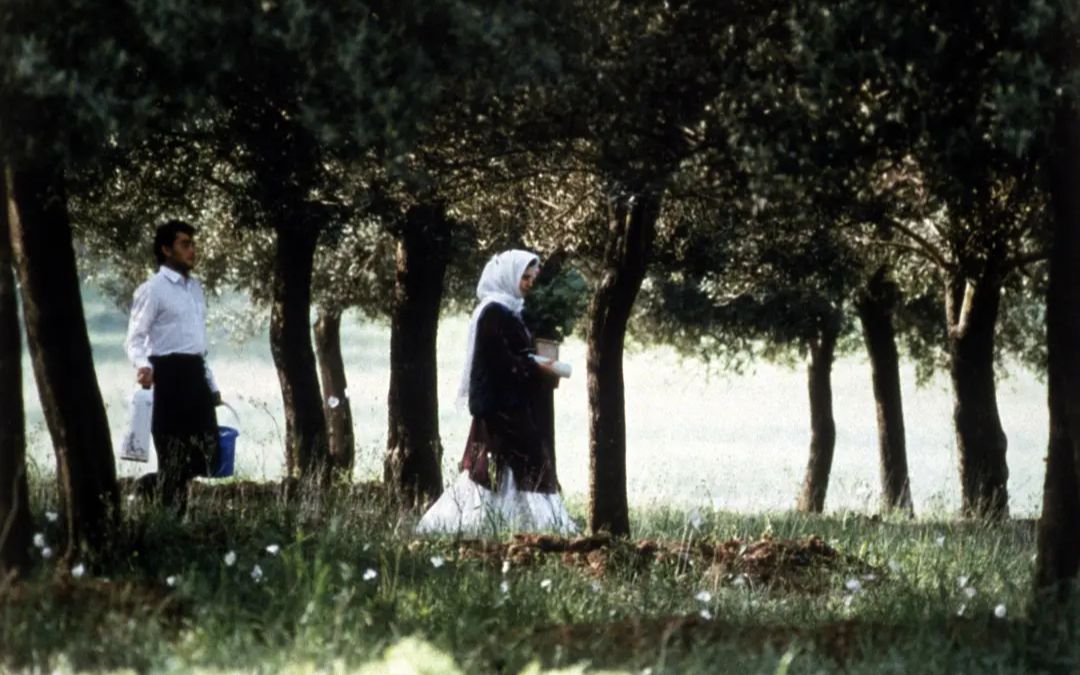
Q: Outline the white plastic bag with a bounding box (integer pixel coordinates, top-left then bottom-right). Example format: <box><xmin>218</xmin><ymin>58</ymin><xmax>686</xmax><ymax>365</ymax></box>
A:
<box><xmin>120</xmin><ymin>387</ymin><xmax>153</xmax><ymax>462</ymax></box>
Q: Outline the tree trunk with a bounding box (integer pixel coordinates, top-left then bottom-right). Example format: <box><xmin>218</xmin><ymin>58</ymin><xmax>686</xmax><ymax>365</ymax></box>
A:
<box><xmin>5</xmin><ymin>165</ymin><xmax>118</xmax><ymax>560</ymax></box>
<box><xmin>587</xmin><ymin>191</ymin><xmax>662</xmax><ymax>537</ymax></box>
<box><xmin>797</xmin><ymin>310</ymin><xmax>841</xmax><ymax>514</ymax></box>
<box><xmin>270</xmin><ymin>220</ymin><xmax>329</xmax><ymax>484</ymax></box>
<box><xmin>1036</xmin><ymin>103</ymin><xmax>1080</xmax><ymax>596</ymax></box>
<box><xmin>384</xmin><ymin>204</ymin><xmax>451</xmax><ymax>505</ymax></box>
<box><xmin>945</xmin><ymin>269</ymin><xmax>1008</xmax><ymax>519</ymax></box>
<box><xmin>314</xmin><ymin>307</ymin><xmax>355</xmax><ymax>478</ymax></box>
<box><xmin>0</xmin><ymin>171</ymin><xmax>31</xmax><ymax>577</ymax></box>
<box><xmin>855</xmin><ymin>271</ymin><xmax>913</xmax><ymax>515</ymax></box>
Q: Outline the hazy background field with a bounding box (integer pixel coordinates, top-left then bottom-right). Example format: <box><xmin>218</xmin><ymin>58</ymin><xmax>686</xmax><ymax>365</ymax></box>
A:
<box><xmin>21</xmin><ymin>286</ymin><xmax>1049</xmax><ymax>517</ymax></box>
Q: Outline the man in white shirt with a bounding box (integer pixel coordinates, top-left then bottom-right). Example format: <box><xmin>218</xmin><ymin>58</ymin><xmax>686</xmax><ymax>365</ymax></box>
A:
<box><xmin>125</xmin><ymin>220</ymin><xmax>222</xmax><ymax>513</ymax></box>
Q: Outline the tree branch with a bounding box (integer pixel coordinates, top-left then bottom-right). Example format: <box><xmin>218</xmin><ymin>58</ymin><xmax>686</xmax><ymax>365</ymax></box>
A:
<box><xmin>884</xmin><ymin>217</ymin><xmax>952</xmax><ymax>270</ymax></box>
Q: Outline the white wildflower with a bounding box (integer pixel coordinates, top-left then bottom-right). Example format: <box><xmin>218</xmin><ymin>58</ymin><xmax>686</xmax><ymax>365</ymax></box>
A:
<box><xmin>224</xmin><ymin>551</ymin><xmax>237</xmax><ymax>567</ymax></box>
<box><xmin>694</xmin><ymin>590</ymin><xmax>712</xmax><ymax>603</ymax></box>
<box><xmin>994</xmin><ymin>603</ymin><xmax>1007</xmax><ymax>619</ymax></box>
<box><xmin>935</xmin><ymin>535</ymin><xmax>946</xmax><ymax>547</ymax></box>
<box><xmin>843</xmin><ymin>595</ymin><xmax>855</xmax><ymax>609</ymax></box>
<box><xmin>265</xmin><ymin>544</ymin><xmax>280</xmax><ymax>556</ymax></box>
<box><xmin>362</xmin><ymin>568</ymin><xmax>377</xmax><ymax>581</ymax></box>
<box><xmin>71</xmin><ymin>563</ymin><xmax>85</xmax><ymax>579</ymax></box>
<box><xmin>430</xmin><ymin>555</ymin><xmax>445</xmax><ymax>569</ymax></box>
<box><xmin>499</xmin><ymin>580</ymin><xmax>510</xmax><ymax>594</ymax></box>
<box><xmin>540</xmin><ymin>578</ymin><xmax>552</xmax><ymax>591</ymax></box>
<box><xmin>45</xmin><ymin>511</ymin><xmax>58</xmax><ymax>523</ymax></box>
<box><xmin>166</xmin><ymin>575</ymin><xmax>179</xmax><ymax>587</ymax></box>
<box><xmin>688</xmin><ymin>508</ymin><xmax>703</xmax><ymax>530</ymax></box>
<box><xmin>957</xmin><ymin>575</ymin><xmax>970</xmax><ymax>588</ymax></box>
<box><xmin>957</xmin><ymin>603</ymin><xmax>967</xmax><ymax>617</ymax></box>
<box><xmin>732</xmin><ymin>575</ymin><xmax>747</xmax><ymax>588</ymax></box>
<box><xmin>33</xmin><ymin>533</ymin><xmax>45</xmax><ymax>549</ymax></box>
<box><xmin>699</xmin><ymin>609</ymin><xmax>713</xmax><ymax>621</ymax></box>
<box><xmin>590</xmin><ymin>580</ymin><xmax>602</xmax><ymax>593</ymax></box>
<box><xmin>845</xmin><ymin>578</ymin><xmax>862</xmax><ymax>593</ymax></box>
<box><xmin>41</xmin><ymin>547</ymin><xmax>54</xmax><ymax>559</ymax></box>
<box><xmin>251</xmin><ymin>564</ymin><xmax>264</xmax><ymax>583</ymax></box>
<box><xmin>328</xmin><ymin>396</ymin><xmax>341</xmax><ymax>409</ymax></box>
<box><xmin>963</xmin><ymin>587</ymin><xmax>977</xmax><ymax>599</ymax></box>
<box><xmin>501</xmin><ymin>560</ymin><xmax>511</xmax><ymax>575</ymax></box>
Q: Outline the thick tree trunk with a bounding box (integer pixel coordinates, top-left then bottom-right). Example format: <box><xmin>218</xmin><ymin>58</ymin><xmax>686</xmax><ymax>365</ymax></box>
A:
<box><xmin>384</xmin><ymin>204</ymin><xmax>450</xmax><ymax>505</ymax></box>
<box><xmin>855</xmin><ymin>272</ymin><xmax>913</xmax><ymax>515</ymax></box>
<box><xmin>797</xmin><ymin>311</ymin><xmax>841</xmax><ymax>513</ymax></box>
<box><xmin>314</xmin><ymin>307</ymin><xmax>355</xmax><ymax>478</ymax></box>
<box><xmin>587</xmin><ymin>191</ymin><xmax>662</xmax><ymax>537</ymax></box>
<box><xmin>0</xmin><ymin>172</ymin><xmax>31</xmax><ymax>576</ymax></box>
<box><xmin>5</xmin><ymin>165</ymin><xmax>118</xmax><ymax>560</ymax></box>
<box><xmin>1036</xmin><ymin>104</ymin><xmax>1080</xmax><ymax>596</ymax></box>
<box><xmin>945</xmin><ymin>270</ymin><xmax>1008</xmax><ymax>519</ymax></box>
<box><xmin>270</xmin><ymin>221</ymin><xmax>329</xmax><ymax>483</ymax></box>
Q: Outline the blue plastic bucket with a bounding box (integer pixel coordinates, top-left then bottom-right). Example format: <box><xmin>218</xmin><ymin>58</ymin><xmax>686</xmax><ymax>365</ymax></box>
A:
<box><xmin>214</xmin><ymin>426</ymin><xmax>239</xmax><ymax>477</ymax></box>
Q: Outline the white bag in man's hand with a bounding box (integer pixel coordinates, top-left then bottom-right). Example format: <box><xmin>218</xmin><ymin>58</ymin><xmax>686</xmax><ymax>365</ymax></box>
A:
<box><xmin>120</xmin><ymin>387</ymin><xmax>153</xmax><ymax>462</ymax></box>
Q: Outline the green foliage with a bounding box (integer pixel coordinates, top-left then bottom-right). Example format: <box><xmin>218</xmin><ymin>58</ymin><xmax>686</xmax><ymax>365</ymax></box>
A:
<box><xmin>524</xmin><ymin>266</ymin><xmax>590</xmax><ymax>341</ymax></box>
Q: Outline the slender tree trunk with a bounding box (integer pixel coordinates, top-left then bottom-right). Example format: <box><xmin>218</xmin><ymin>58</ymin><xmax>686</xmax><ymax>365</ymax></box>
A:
<box><xmin>5</xmin><ymin>165</ymin><xmax>118</xmax><ymax>560</ymax></box>
<box><xmin>384</xmin><ymin>204</ymin><xmax>450</xmax><ymax>505</ymax></box>
<box><xmin>314</xmin><ymin>307</ymin><xmax>355</xmax><ymax>478</ymax></box>
<box><xmin>0</xmin><ymin>172</ymin><xmax>31</xmax><ymax>576</ymax></box>
<box><xmin>856</xmin><ymin>271</ymin><xmax>913</xmax><ymax>515</ymax></box>
<box><xmin>797</xmin><ymin>311</ymin><xmax>841</xmax><ymax>513</ymax></box>
<box><xmin>587</xmin><ymin>190</ymin><xmax>662</xmax><ymax>537</ymax></box>
<box><xmin>945</xmin><ymin>269</ymin><xmax>1008</xmax><ymax>519</ymax></box>
<box><xmin>270</xmin><ymin>220</ymin><xmax>329</xmax><ymax>484</ymax></box>
<box><xmin>1036</xmin><ymin>103</ymin><xmax>1080</xmax><ymax>596</ymax></box>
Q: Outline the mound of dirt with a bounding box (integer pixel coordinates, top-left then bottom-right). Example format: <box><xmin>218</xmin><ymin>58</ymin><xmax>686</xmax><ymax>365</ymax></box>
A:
<box><xmin>451</xmin><ymin>533</ymin><xmax>875</xmax><ymax>591</ymax></box>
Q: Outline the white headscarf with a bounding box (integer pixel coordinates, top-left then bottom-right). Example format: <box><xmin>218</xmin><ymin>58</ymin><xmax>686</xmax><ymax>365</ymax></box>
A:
<box><xmin>457</xmin><ymin>249</ymin><xmax>540</xmax><ymax>405</ymax></box>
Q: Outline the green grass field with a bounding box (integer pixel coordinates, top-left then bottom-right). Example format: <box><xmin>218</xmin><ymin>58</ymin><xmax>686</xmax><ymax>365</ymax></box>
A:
<box><xmin>3</xmin><ymin>481</ymin><xmax>1075</xmax><ymax>674</ymax></box>
<box><xmin>6</xmin><ymin>286</ymin><xmax>1070</xmax><ymax>674</ymax></box>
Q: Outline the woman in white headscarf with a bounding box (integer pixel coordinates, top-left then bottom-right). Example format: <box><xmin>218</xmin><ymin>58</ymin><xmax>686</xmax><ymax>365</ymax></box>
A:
<box><xmin>417</xmin><ymin>250</ymin><xmax>578</xmax><ymax>535</ymax></box>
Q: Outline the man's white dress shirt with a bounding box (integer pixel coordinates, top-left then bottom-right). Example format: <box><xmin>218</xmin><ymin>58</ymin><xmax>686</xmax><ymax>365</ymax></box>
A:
<box><xmin>125</xmin><ymin>266</ymin><xmax>219</xmax><ymax>392</ymax></box>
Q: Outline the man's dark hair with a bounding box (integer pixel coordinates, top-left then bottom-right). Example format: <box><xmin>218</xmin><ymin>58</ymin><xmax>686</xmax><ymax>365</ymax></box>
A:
<box><xmin>153</xmin><ymin>220</ymin><xmax>197</xmax><ymax>264</ymax></box>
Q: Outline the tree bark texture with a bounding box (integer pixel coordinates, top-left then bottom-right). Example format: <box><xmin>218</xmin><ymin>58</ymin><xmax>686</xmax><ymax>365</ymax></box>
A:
<box><xmin>1036</xmin><ymin>104</ymin><xmax>1080</xmax><ymax>596</ymax></box>
<box><xmin>0</xmin><ymin>172</ymin><xmax>31</xmax><ymax>576</ymax></box>
<box><xmin>796</xmin><ymin>311</ymin><xmax>841</xmax><ymax>514</ymax></box>
<box><xmin>587</xmin><ymin>191</ymin><xmax>662</xmax><ymax>537</ymax></box>
<box><xmin>384</xmin><ymin>204</ymin><xmax>451</xmax><ymax>505</ymax></box>
<box><xmin>314</xmin><ymin>307</ymin><xmax>355</xmax><ymax>477</ymax></box>
<box><xmin>5</xmin><ymin>165</ymin><xmax>118</xmax><ymax>559</ymax></box>
<box><xmin>945</xmin><ymin>269</ymin><xmax>1008</xmax><ymax>519</ymax></box>
<box><xmin>270</xmin><ymin>221</ymin><xmax>329</xmax><ymax>483</ymax></box>
<box><xmin>855</xmin><ymin>271</ymin><xmax>913</xmax><ymax>515</ymax></box>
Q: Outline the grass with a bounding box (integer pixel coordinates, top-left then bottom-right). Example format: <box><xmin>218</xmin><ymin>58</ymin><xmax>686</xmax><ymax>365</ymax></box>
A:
<box><xmin>2</xmin><ymin>478</ymin><xmax>1077</xmax><ymax>674</ymax></box>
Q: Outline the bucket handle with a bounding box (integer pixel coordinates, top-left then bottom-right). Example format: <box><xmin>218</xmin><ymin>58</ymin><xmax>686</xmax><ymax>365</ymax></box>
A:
<box><xmin>220</xmin><ymin>401</ymin><xmax>240</xmax><ymax>427</ymax></box>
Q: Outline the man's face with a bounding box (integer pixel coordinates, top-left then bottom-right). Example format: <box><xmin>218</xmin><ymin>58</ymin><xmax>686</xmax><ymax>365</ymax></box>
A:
<box><xmin>519</xmin><ymin>265</ymin><xmax>539</xmax><ymax>296</ymax></box>
<box><xmin>163</xmin><ymin>232</ymin><xmax>196</xmax><ymax>271</ymax></box>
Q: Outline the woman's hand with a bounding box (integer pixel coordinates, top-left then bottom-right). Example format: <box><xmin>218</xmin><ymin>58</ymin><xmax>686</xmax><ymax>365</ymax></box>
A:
<box><xmin>535</xmin><ymin>360</ymin><xmax>562</xmax><ymax>379</ymax></box>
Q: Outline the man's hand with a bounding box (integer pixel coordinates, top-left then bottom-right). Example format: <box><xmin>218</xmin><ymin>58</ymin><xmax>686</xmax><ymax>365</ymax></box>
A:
<box><xmin>136</xmin><ymin>367</ymin><xmax>153</xmax><ymax>389</ymax></box>
<box><xmin>212</xmin><ymin>391</ymin><xmax>223</xmax><ymax>406</ymax></box>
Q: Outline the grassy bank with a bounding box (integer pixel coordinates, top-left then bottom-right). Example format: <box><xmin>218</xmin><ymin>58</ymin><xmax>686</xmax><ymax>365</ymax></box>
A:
<box><xmin>2</xmin><ymin>479</ymin><xmax>1076</xmax><ymax>674</ymax></box>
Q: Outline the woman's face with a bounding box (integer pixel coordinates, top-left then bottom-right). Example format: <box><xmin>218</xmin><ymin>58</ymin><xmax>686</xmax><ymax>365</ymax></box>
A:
<box><xmin>519</xmin><ymin>265</ymin><xmax>540</xmax><ymax>296</ymax></box>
